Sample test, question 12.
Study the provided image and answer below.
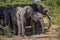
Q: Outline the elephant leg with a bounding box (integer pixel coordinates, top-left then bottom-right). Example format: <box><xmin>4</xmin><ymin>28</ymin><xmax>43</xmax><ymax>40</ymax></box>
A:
<box><xmin>17</xmin><ymin>20</ymin><xmax>22</xmax><ymax>35</ymax></box>
<box><xmin>10</xmin><ymin>15</ymin><xmax>17</xmax><ymax>35</ymax></box>
<box><xmin>31</xmin><ymin>19</ymin><xmax>36</xmax><ymax>34</ymax></box>
<box><xmin>16</xmin><ymin>13</ymin><xmax>22</xmax><ymax>35</ymax></box>
<box><xmin>39</xmin><ymin>16</ymin><xmax>44</xmax><ymax>33</ymax></box>
<box><xmin>12</xmin><ymin>23</ymin><xmax>17</xmax><ymax>35</ymax></box>
<box><xmin>21</xmin><ymin>14</ymin><xmax>25</xmax><ymax>36</ymax></box>
<box><xmin>32</xmin><ymin>12</ymin><xmax>44</xmax><ymax>34</ymax></box>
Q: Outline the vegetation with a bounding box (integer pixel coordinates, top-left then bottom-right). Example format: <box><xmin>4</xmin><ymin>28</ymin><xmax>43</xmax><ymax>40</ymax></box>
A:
<box><xmin>41</xmin><ymin>0</ymin><xmax>60</xmax><ymax>25</ymax></box>
<box><xmin>0</xmin><ymin>25</ymin><xmax>12</xmax><ymax>36</ymax></box>
<box><xmin>0</xmin><ymin>0</ymin><xmax>60</xmax><ymax>40</ymax></box>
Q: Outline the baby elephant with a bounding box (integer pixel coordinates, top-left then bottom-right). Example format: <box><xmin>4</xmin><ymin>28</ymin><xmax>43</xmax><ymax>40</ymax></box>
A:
<box><xmin>31</xmin><ymin>12</ymin><xmax>44</xmax><ymax>34</ymax></box>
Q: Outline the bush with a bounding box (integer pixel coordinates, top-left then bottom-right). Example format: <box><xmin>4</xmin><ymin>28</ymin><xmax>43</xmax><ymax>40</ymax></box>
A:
<box><xmin>3</xmin><ymin>26</ymin><xmax>13</xmax><ymax>37</ymax></box>
<box><xmin>0</xmin><ymin>25</ymin><xmax>13</xmax><ymax>37</ymax></box>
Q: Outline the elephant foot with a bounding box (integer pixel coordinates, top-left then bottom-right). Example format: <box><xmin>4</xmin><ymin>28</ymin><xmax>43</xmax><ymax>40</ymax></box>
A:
<box><xmin>25</xmin><ymin>26</ymin><xmax>33</xmax><ymax>36</ymax></box>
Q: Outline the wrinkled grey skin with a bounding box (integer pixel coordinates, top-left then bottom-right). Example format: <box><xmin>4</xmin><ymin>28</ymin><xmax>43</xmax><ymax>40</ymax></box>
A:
<box><xmin>16</xmin><ymin>7</ymin><xmax>26</xmax><ymax>36</ymax></box>
<box><xmin>10</xmin><ymin>6</ymin><xmax>34</xmax><ymax>36</ymax></box>
<box><xmin>10</xmin><ymin>7</ymin><xmax>25</xmax><ymax>35</ymax></box>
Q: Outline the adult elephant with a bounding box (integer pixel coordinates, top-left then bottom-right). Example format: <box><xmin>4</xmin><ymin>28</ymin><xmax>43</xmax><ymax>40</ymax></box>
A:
<box><xmin>10</xmin><ymin>6</ymin><xmax>34</xmax><ymax>36</ymax></box>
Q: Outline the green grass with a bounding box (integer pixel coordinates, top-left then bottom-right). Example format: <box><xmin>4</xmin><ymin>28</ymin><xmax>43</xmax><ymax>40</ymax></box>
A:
<box><xmin>41</xmin><ymin>0</ymin><xmax>60</xmax><ymax>26</ymax></box>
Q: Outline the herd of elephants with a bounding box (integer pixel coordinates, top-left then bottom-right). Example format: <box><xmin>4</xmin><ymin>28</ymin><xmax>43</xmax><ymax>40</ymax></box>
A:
<box><xmin>0</xmin><ymin>3</ymin><xmax>51</xmax><ymax>36</ymax></box>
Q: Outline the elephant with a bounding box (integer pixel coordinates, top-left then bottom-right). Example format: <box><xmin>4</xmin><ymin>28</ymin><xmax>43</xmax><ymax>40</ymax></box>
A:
<box><xmin>37</xmin><ymin>5</ymin><xmax>51</xmax><ymax>29</ymax></box>
<box><xmin>31</xmin><ymin>12</ymin><xmax>44</xmax><ymax>34</ymax></box>
<box><xmin>10</xmin><ymin>6</ymin><xmax>34</xmax><ymax>36</ymax></box>
<box><xmin>24</xmin><ymin>6</ymin><xmax>44</xmax><ymax>34</ymax></box>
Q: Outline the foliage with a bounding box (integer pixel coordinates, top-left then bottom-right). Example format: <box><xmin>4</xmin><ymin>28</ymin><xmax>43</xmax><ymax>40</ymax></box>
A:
<box><xmin>0</xmin><ymin>36</ymin><xmax>7</xmax><ymax>40</ymax></box>
<box><xmin>41</xmin><ymin>0</ymin><xmax>60</xmax><ymax>26</ymax></box>
<box><xmin>3</xmin><ymin>26</ymin><xmax>13</xmax><ymax>37</ymax></box>
<box><xmin>0</xmin><ymin>25</ymin><xmax>4</xmax><ymax>35</ymax></box>
<box><xmin>0</xmin><ymin>0</ymin><xmax>32</xmax><ymax>6</ymax></box>
<box><xmin>0</xmin><ymin>25</ymin><xmax>13</xmax><ymax>37</ymax></box>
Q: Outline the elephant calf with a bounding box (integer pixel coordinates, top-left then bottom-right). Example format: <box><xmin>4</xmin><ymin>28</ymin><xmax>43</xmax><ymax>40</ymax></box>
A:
<box><xmin>31</xmin><ymin>12</ymin><xmax>44</xmax><ymax>34</ymax></box>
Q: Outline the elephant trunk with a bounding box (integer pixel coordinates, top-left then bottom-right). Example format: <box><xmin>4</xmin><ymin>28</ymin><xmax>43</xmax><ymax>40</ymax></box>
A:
<box><xmin>46</xmin><ymin>12</ymin><xmax>51</xmax><ymax>29</ymax></box>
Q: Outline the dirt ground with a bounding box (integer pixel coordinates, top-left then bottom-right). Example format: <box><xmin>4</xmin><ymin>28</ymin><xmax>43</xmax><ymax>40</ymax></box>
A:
<box><xmin>3</xmin><ymin>25</ymin><xmax>59</xmax><ymax>40</ymax></box>
<box><xmin>6</xmin><ymin>36</ymin><xmax>59</xmax><ymax>40</ymax></box>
